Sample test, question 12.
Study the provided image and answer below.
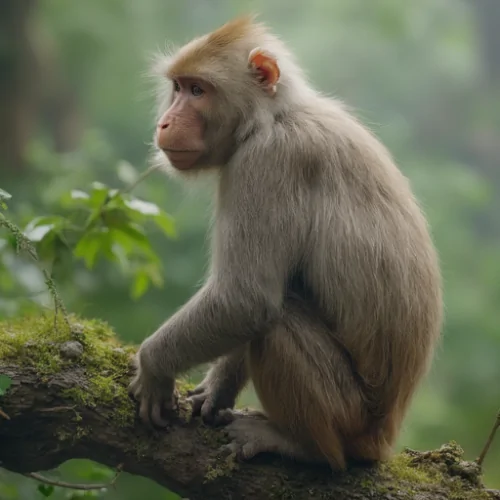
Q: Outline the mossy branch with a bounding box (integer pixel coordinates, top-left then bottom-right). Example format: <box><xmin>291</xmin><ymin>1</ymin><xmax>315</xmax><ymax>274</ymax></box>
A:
<box><xmin>0</xmin><ymin>315</ymin><xmax>499</xmax><ymax>500</ymax></box>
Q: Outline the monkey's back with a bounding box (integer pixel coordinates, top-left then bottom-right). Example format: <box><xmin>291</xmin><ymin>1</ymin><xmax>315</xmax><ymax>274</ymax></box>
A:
<box><xmin>288</xmin><ymin>97</ymin><xmax>443</xmax><ymax>404</ymax></box>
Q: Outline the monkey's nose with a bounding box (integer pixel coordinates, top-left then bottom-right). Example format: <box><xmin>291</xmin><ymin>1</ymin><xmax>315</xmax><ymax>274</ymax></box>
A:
<box><xmin>157</xmin><ymin>122</ymin><xmax>171</xmax><ymax>150</ymax></box>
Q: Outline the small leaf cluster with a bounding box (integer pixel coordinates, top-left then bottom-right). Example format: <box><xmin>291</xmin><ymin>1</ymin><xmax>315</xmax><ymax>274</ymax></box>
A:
<box><xmin>1</xmin><ymin>180</ymin><xmax>176</xmax><ymax>299</ymax></box>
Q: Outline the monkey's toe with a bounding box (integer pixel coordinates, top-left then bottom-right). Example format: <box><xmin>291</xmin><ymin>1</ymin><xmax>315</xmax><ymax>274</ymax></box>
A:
<box><xmin>151</xmin><ymin>402</ymin><xmax>170</xmax><ymax>427</ymax></box>
<box><xmin>187</xmin><ymin>392</ymin><xmax>208</xmax><ymax>416</ymax></box>
<box><xmin>187</xmin><ymin>391</ymin><xmax>241</xmax><ymax>425</ymax></box>
<box><xmin>221</xmin><ymin>420</ymin><xmax>270</xmax><ymax>461</ymax></box>
<box><xmin>217</xmin><ymin>408</ymin><xmax>266</xmax><ymax>422</ymax></box>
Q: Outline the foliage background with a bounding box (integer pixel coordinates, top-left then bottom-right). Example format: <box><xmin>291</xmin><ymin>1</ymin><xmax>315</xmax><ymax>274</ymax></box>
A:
<box><xmin>0</xmin><ymin>0</ymin><xmax>499</xmax><ymax>498</ymax></box>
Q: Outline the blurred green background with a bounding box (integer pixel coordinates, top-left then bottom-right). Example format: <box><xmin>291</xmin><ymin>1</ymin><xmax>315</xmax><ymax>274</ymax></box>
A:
<box><xmin>1</xmin><ymin>0</ymin><xmax>499</xmax><ymax>498</ymax></box>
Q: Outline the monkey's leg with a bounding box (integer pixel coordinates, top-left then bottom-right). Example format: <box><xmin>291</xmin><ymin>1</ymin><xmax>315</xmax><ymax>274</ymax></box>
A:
<box><xmin>187</xmin><ymin>347</ymin><xmax>250</xmax><ymax>424</ymax></box>
<box><xmin>242</xmin><ymin>299</ymin><xmax>386</xmax><ymax>470</ymax></box>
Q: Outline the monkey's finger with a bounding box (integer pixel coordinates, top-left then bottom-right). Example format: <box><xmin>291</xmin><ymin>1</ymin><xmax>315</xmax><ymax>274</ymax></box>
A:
<box><xmin>240</xmin><ymin>442</ymin><xmax>261</xmax><ymax>461</ymax></box>
<box><xmin>151</xmin><ymin>402</ymin><xmax>169</xmax><ymax>428</ymax></box>
<box><xmin>218</xmin><ymin>442</ymin><xmax>240</xmax><ymax>458</ymax></box>
<box><xmin>187</xmin><ymin>394</ymin><xmax>206</xmax><ymax>416</ymax></box>
<box><xmin>202</xmin><ymin>401</ymin><xmax>224</xmax><ymax>426</ymax></box>
<box><xmin>163</xmin><ymin>392</ymin><xmax>178</xmax><ymax>413</ymax></box>
<box><xmin>212</xmin><ymin>408</ymin><xmax>237</xmax><ymax>426</ymax></box>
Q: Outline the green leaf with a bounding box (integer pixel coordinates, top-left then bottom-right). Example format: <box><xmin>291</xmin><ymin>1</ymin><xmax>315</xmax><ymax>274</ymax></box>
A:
<box><xmin>88</xmin><ymin>182</ymin><xmax>113</xmax><ymax>208</ymax></box>
<box><xmin>0</xmin><ymin>188</ymin><xmax>12</xmax><ymax>201</ymax></box>
<box><xmin>0</xmin><ymin>374</ymin><xmax>12</xmax><ymax>396</ymax></box>
<box><xmin>24</xmin><ymin>224</ymin><xmax>56</xmax><ymax>242</ymax></box>
<box><xmin>76</xmin><ymin>463</ymin><xmax>115</xmax><ymax>481</ymax></box>
<box><xmin>145</xmin><ymin>263</ymin><xmax>164</xmax><ymax>288</ymax></box>
<box><xmin>154</xmin><ymin>212</ymin><xmax>177</xmax><ymax>238</ymax></box>
<box><xmin>37</xmin><ymin>485</ymin><xmax>55</xmax><ymax>497</ymax></box>
<box><xmin>131</xmin><ymin>270</ymin><xmax>150</xmax><ymax>299</ymax></box>
<box><xmin>24</xmin><ymin>216</ymin><xmax>65</xmax><ymax>243</ymax></box>
<box><xmin>71</xmin><ymin>190</ymin><xmax>90</xmax><ymax>200</ymax></box>
<box><xmin>67</xmin><ymin>491</ymin><xmax>100</xmax><ymax>498</ymax></box>
<box><xmin>114</xmin><ymin>223</ymin><xmax>154</xmax><ymax>254</ymax></box>
<box><xmin>110</xmin><ymin>242</ymin><xmax>128</xmax><ymax>270</ymax></box>
<box><xmin>101</xmin><ymin>207</ymin><xmax>131</xmax><ymax>229</ymax></box>
<box><xmin>124</xmin><ymin>198</ymin><xmax>161</xmax><ymax>216</ymax></box>
<box><xmin>36</xmin><ymin>232</ymin><xmax>59</xmax><ymax>263</ymax></box>
<box><xmin>74</xmin><ymin>230</ymin><xmax>108</xmax><ymax>268</ymax></box>
<box><xmin>60</xmin><ymin>189</ymin><xmax>91</xmax><ymax>208</ymax></box>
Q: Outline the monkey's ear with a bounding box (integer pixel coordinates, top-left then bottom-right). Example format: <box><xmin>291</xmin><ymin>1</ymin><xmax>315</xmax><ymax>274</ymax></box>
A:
<box><xmin>248</xmin><ymin>48</ymin><xmax>280</xmax><ymax>96</ymax></box>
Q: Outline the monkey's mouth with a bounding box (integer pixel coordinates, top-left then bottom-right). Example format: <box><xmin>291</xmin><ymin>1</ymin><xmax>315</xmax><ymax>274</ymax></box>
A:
<box><xmin>162</xmin><ymin>149</ymin><xmax>203</xmax><ymax>170</ymax></box>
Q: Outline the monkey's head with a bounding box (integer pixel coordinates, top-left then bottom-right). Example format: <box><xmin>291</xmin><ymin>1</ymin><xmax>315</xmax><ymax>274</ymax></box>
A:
<box><xmin>152</xmin><ymin>15</ymin><xmax>305</xmax><ymax>174</ymax></box>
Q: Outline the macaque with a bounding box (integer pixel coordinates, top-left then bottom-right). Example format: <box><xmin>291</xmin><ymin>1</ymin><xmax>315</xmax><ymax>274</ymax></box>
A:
<box><xmin>129</xmin><ymin>15</ymin><xmax>443</xmax><ymax>469</ymax></box>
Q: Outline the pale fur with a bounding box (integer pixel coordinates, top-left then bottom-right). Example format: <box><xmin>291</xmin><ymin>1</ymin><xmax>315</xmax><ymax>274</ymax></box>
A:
<box><xmin>130</xmin><ymin>16</ymin><xmax>443</xmax><ymax>469</ymax></box>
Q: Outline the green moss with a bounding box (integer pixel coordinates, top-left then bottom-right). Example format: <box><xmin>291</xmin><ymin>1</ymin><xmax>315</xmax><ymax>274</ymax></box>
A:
<box><xmin>55</xmin><ymin>428</ymin><xmax>72</xmax><ymax>442</ymax></box>
<box><xmin>269</xmin><ymin>485</ymin><xmax>297</xmax><ymax>500</ymax></box>
<box><xmin>377</xmin><ymin>443</ymin><xmax>490</xmax><ymax>500</ymax></box>
<box><xmin>381</xmin><ymin>452</ymin><xmax>438</xmax><ymax>484</ymax></box>
<box><xmin>175</xmin><ymin>379</ymin><xmax>196</xmax><ymax>396</ymax></box>
<box><xmin>0</xmin><ymin>313</ymin><xmax>136</xmax><ymax>428</ymax></box>
<box><xmin>204</xmin><ymin>451</ymin><xmax>238</xmax><ymax>483</ymax></box>
<box><xmin>196</xmin><ymin>425</ymin><xmax>231</xmax><ymax>448</ymax></box>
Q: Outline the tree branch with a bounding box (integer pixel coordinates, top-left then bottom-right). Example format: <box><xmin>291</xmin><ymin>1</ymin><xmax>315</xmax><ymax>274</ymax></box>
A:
<box><xmin>0</xmin><ymin>320</ymin><xmax>498</xmax><ymax>500</ymax></box>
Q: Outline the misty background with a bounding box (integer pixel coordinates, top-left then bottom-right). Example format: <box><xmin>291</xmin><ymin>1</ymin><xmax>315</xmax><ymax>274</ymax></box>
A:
<box><xmin>0</xmin><ymin>1</ymin><xmax>499</xmax><ymax>498</ymax></box>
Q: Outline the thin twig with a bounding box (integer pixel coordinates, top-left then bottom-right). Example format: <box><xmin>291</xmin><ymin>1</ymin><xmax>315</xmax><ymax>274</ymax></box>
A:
<box><xmin>26</xmin><ymin>464</ymin><xmax>123</xmax><ymax>491</ymax></box>
<box><xmin>120</xmin><ymin>164</ymin><xmax>161</xmax><ymax>195</ymax></box>
<box><xmin>476</xmin><ymin>409</ymin><xmax>500</xmax><ymax>467</ymax></box>
<box><xmin>0</xmin><ymin>407</ymin><xmax>10</xmax><ymax>420</ymax></box>
<box><xmin>38</xmin><ymin>405</ymin><xmax>76</xmax><ymax>413</ymax></box>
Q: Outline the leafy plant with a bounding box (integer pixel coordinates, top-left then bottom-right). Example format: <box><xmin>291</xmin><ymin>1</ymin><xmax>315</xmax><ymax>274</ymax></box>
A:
<box><xmin>0</xmin><ymin>374</ymin><xmax>12</xmax><ymax>397</ymax></box>
<box><xmin>0</xmin><ymin>173</ymin><xmax>176</xmax><ymax>300</ymax></box>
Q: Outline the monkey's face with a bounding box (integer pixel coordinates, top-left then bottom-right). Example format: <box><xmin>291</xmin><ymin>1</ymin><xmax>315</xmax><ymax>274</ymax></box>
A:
<box><xmin>155</xmin><ymin>77</ymin><xmax>210</xmax><ymax>171</ymax></box>
<box><xmin>155</xmin><ymin>77</ymin><xmax>237</xmax><ymax>172</ymax></box>
<box><xmin>154</xmin><ymin>32</ymin><xmax>281</xmax><ymax>172</ymax></box>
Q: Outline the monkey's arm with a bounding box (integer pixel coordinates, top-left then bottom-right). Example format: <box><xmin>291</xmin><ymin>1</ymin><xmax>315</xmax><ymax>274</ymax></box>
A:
<box><xmin>139</xmin><ymin>221</ymin><xmax>288</xmax><ymax>375</ymax></box>
<box><xmin>130</xmin><ymin>158</ymin><xmax>296</xmax><ymax>425</ymax></box>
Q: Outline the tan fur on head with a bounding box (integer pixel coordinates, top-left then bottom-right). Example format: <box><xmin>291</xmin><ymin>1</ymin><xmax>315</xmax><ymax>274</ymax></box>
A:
<box><xmin>167</xmin><ymin>15</ymin><xmax>257</xmax><ymax>78</ymax></box>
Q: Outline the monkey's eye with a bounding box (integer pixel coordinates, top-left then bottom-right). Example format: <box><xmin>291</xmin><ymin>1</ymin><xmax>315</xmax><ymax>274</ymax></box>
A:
<box><xmin>191</xmin><ymin>84</ymin><xmax>204</xmax><ymax>97</ymax></box>
<box><xmin>173</xmin><ymin>80</ymin><xmax>180</xmax><ymax>92</ymax></box>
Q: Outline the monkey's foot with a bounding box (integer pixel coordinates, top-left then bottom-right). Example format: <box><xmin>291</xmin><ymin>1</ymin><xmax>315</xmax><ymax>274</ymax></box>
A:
<box><xmin>187</xmin><ymin>385</ymin><xmax>238</xmax><ymax>425</ymax></box>
<box><xmin>221</xmin><ymin>417</ymin><xmax>316</xmax><ymax>462</ymax></box>
<box><xmin>214</xmin><ymin>408</ymin><xmax>267</xmax><ymax>425</ymax></box>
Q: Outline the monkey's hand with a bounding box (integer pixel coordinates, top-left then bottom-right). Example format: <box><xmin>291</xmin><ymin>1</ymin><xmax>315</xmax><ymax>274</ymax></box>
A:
<box><xmin>129</xmin><ymin>342</ymin><xmax>177</xmax><ymax>428</ymax></box>
<box><xmin>187</xmin><ymin>378</ymin><xmax>238</xmax><ymax>426</ymax></box>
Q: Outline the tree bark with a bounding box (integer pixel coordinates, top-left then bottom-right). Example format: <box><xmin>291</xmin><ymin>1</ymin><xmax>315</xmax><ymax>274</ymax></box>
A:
<box><xmin>0</xmin><ymin>0</ymin><xmax>39</xmax><ymax>172</ymax></box>
<box><xmin>472</xmin><ymin>0</ymin><xmax>500</xmax><ymax>85</ymax></box>
<box><xmin>0</xmin><ymin>350</ymin><xmax>498</xmax><ymax>499</ymax></box>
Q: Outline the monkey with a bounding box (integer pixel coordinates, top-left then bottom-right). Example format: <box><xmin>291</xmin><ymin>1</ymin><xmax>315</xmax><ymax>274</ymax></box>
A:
<box><xmin>129</xmin><ymin>15</ymin><xmax>443</xmax><ymax>470</ymax></box>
